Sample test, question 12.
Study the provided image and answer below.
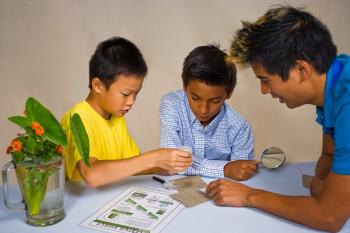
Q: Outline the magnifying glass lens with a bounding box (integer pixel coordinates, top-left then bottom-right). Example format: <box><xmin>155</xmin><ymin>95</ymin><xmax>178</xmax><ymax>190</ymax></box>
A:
<box><xmin>261</xmin><ymin>147</ymin><xmax>286</xmax><ymax>169</ymax></box>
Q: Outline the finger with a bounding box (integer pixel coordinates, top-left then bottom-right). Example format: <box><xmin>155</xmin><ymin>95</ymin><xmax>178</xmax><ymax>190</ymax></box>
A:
<box><xmin>175</xmin><ymin>165</ymin><xmax>191</xmax><ymax>171</ymax></box>
<box><xmin>175</xmin><ymin>149</ymin><xmax>192</xmax><ymax>158</ymax></box>
<box><xmin>207</xmin><ymin>179</ymin><xmax>231</xmax><ymax>197</ymax></box>
<box><xmin>171</xmin><ymin>167</ymin><xmax>186</xmax><ymax>172</ymax></box>
<box><xmin>210</xmin><ymin>188</ymin><xmax>230</xmax><ymax>205</ymax></box>
<box><xmin>171</xmin><ymin>159</ymin><xmax>192</xmax><ymax>164</ymax></box>
<box><xmin>240</xmin><ymin>160</ymin><xmax>255</xmax><ymax>169</ymax></box>
<box><xmin>243</xmin><ymin>173</ymin><xmax>253</xmax><ymax>180</ymax></box>
<box><xmin>172</xmin><ymin>155</ymin><xmax>192</xmax><ymax>163</ymax></box>
<box><xmin>238</xmin><ymin>167</ymin><xmax>256</xmax><ymax>178</ymax></box>
<box><xmin>238</xmin><ymin>166</ymin><xmax>253</xmax><ymax>176</ymax></box>
<box><xmin>175</xmin><ymin>160</ymin><xmax>193</xmax><ymax>168</ymax></box>
<box><xmin>210</xmin><ymin>192</ymin><xmax>224</xmax><ymax>205</ymax></box>
<box><xmin>248</xmin><ymin>162</ymin><xmax>259</xmax><ymax>170</ymax></box>
<box><xmin>237</xmin><ymin>175</ymin><xmax>248</xmax><ymax>181</ymax></box>
<box><xmin>206</xmin><ymin>180</ymin><xmax>221</xmax><ymax>194</ymax></box>
<box><xmin>170</xmin><ymin>161</ymin><xmax>192</xmax><ymax>168</ymax></box>
<box><xmin>207</xmin><ymin>187</ymin><xmax>220</xmax><ymax>199</ymax></box>
<box><xmin>246</xmin><ymin>168</ymin><xmax>257</xmax><ymax>176</ymax></box>
<box><xmin>166</xmin><ymin>161</ymin><xmax>191</xmax><ymax>169</ymax></box>
<box><xmin>169</xmin><ymin>170</ymin><xmax>180</xmax><ymax>175</ymax></box>
<box><xmin>247</xmin><ymin>166</ymin><xmax>258</xmax><ymax>174</ymax></box>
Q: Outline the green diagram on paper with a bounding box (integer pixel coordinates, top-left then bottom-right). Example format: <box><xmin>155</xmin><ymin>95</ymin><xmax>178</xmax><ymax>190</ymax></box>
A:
<box><xmin>80</xmin><ymin>187</ymin><xmax>185</xmax><ymax>233</ymax></box>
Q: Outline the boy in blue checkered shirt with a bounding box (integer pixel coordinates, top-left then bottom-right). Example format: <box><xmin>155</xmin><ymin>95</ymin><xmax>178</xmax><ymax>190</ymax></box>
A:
<box><xmin>160</xmin><ymin>44</ymin><xmax>258</xmax><ymax>180</ymax></box>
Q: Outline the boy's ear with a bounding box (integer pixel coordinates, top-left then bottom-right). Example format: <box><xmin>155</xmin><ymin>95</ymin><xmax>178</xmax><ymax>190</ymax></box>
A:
<box><xmin>91</xmin><ymin>77</ymin><xmax>103</xmax><ymax>94</ymax></box>
<box><xmin>295</xmin><ymin>60</ymin><xmax>311</xmax><ymax>82</ymax></box>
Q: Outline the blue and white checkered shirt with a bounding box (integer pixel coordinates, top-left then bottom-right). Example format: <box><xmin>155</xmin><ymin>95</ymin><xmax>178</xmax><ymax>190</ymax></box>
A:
<box><xmin>160</xmin><ymin>90</ymin><xmax>254</xmax><ymax>178</ymax></box>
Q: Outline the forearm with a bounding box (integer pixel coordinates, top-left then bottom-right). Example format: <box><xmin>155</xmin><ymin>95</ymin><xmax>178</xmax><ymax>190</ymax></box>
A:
<box><xmin>80</xmin><ymin>148</ymin><xmax>192</xmax><ymax>187</ymax></box>
<box><xmin>208</xmin><ymin>171</ymin><xmax>350</xmax><ymax>232</ymax></box>
<box><xmin>311</xmin><ymin>153</ymin><xmax>332</xmax><ymax>197</ymax></box>
<box><xmin>315</xmin><ymin>153</ymin><xmax>332</xmax><ymax>179</ymax></box>
<box><xmin>315</xmin><ymin>133</ymin><xmax>334</xmax><ymax>179</ymax></box>
<box><xmin>311</xmin><ymin>134</ymin><xmax>334</xmax><ymax>197</ymax></box>
<box><xmin>249</xmin><ymin>188</ymin><xmax>343</xmax><ymax>232</ymax></box>
<box><xmin>79</xmin><ymin>154</ymin><xmax>155</xmax><ymax>188</ymax></box>
<box><xmin>135</xmin><ymin>167</ymin><xmax>162</xmax><ymax>176</ymax></box>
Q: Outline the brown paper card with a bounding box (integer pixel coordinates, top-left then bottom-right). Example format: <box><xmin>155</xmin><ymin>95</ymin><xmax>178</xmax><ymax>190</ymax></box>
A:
<box><xmin>171</xmin><ymin>188</ymin><xmax>209</xmax><ymax>208</ymax></box>
<box><xmin>172</xmin><ymin>176</ymin><xmax>207</xmax><ymax>191</ymax></box>
<box><xmin>302</xmin><ymin>174</ymin><xmax>314</xmax><ymax>188</ymax></box>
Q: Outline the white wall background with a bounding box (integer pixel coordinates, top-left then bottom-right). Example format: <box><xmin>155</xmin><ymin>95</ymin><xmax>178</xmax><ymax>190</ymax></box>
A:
<box><xmin>1</xmin><ymin>0</ymin><xmax>350</xmax><ymax>181</ymax></box>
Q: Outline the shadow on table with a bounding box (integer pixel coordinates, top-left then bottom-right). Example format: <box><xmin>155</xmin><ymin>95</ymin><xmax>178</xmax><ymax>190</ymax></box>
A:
<box><xmin>64</xmin><ymin>176</ymin><xmax>154</xmax><ymax>211</ymax></box>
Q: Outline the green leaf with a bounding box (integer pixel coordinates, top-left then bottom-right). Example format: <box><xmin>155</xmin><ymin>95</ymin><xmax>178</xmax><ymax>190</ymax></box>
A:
<box><xmin>8</xmin><ymin>116</ymin><xmax>32</xmax><ymax>129</ymax></box>
<box><xmin>25</xmin><ymin>97</ymin><xmax>67</xmax><ymax>147</ymax></box>
<box><xmin>25</xmin><ymin>136</ymin><xmax>37</xmax><ymax>154</ymax></box>
<box><xmin>12</xmin><ymin>151</ymin><xmax>25</xmax><ymax>164</ymax></box>
<box><xmin>70</xmin><ymin>113</ymin><xmax>90</xmax><ymax>167</ymax></box>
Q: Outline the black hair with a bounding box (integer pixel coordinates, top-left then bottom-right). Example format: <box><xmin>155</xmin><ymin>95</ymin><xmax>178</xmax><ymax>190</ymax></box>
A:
<box><xmin>182</xmin><ymin>44</ymin><xmax>237</xmax><ymax>95</ymax></box>
<box><xmin>230</xmin><ymin>6</ymin><xmax>337</xmax><ymax>80</ymax></box>
<box><xmin>89</xmin><ymin>37</ymin><xmax>147</xmax><ymax>89</ymax></box>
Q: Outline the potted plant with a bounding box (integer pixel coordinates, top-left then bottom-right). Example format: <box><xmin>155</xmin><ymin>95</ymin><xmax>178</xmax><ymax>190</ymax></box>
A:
<box><xmin>2</xmin><ymin>97</ymin><xmax>89</xmax><ymax>226</ymax></box>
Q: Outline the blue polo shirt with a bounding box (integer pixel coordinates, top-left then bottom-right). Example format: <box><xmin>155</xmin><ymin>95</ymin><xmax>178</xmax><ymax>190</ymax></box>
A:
<box><xmin>316</xmin><ymin>54</ymin><xmax>350</xmax><ymax>175</ymax></box>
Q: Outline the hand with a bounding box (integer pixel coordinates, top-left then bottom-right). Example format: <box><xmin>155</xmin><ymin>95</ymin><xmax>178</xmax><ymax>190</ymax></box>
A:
<box><xmin>224</xmin><ymin>160</ymin><xmax>259</xmax><ymax>181</ymax></box>
<box><xmin>151</xmin><ymin>148</ymin><xmax>192</xmax><ymax>173</ymax></box>
<box><xmin>206</xmin><ymin>179</ymin><xmax>255</xmax><ymax>207</ymax></box>
<box><xmin>310</xmin><ymin>176</ymin><xmax>325</xmax><ymax>197</ymax></box>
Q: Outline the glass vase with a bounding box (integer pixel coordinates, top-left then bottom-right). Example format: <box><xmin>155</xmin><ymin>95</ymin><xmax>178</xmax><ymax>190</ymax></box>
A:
<box><xmin>2</xmin><ymin>159</ymin><xmax>65</xmax><ymax>226</ymax></box>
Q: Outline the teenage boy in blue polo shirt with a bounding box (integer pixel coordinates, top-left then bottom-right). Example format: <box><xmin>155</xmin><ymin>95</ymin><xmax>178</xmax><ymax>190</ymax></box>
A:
<box><xmin>206</xmin><ymin>6</ymin><xmax>350</xmax><ymax>232</ymax></box>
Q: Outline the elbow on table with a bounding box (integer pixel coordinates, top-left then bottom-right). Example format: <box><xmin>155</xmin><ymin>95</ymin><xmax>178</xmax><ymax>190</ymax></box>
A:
<box><xmin>80</xmin><ymin>170</ymin><xmax>102</xmax><ymax>188</ymax></box>
<box><xmin>319</xmin><ymin>213</ymin><xmax>348</xmax><ymax>233</ymax></box>
<box><xmin>84</xmin><ymin>177</ymin><xmax>101</xmax><ymax>188</ymax></box>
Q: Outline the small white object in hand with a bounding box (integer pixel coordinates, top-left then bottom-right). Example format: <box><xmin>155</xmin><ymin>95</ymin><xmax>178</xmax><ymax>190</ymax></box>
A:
<box><xmin>178</xmin><ymin>146</ymin><xmax>193</xmax><ymax>175</ymax></box>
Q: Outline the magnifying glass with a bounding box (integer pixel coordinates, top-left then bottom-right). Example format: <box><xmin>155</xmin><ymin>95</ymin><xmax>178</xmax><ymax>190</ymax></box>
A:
<box><xmin>260</xmin><ymin>146</ymin><xmax>286</xmax><ymax>169</ymax></box>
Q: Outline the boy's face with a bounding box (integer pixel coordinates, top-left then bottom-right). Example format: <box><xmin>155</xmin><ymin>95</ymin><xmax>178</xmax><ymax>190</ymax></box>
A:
<box><xmin>184</xmin><ymin>79</ymin><xmax>229</xmax><ymax>126</ymax></box>
<box><xmin>251</xmin><ymin>63</ymin><xmax>309</xmax><ymax>109</ymax></box>
<box><xmin>94</xmin><ymin>74</ymin><xmax>143</xmax><ymax>118</ymax></box>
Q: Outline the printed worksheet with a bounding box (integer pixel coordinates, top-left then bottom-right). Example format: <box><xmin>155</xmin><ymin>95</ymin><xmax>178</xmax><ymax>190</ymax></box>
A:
<box><xmin>80</xmin><ymin>187</ymin><xmax>185</xmax><ymax>233</ymax></box>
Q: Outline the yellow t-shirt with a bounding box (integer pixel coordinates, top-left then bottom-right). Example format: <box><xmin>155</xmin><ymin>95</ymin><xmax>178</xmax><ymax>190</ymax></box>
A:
<box><xmin>61</xmin><ymin>101</ymin><xmax>139</xmax><ymax>181</ymax></box>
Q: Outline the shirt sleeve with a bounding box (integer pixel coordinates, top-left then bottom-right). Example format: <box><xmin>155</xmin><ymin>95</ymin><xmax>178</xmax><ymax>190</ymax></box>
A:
<box><xmin>230</xmin><ymin>121</ymin><xmax>255</xmax><ymax>160</ymax></box>
<box><xmin>159</xmin><ymin>95</ymin><xmax>183</xmax><ymax>149</ymax></box>
<box><xmin>332</xmin><ymin>103</ymin><xmax>350</xmax><ymax>174</ymax></box>
<box><xmin>184</xmin><ymin>158</ymin><xmax>229</xmax><ymax>178</ymax></box>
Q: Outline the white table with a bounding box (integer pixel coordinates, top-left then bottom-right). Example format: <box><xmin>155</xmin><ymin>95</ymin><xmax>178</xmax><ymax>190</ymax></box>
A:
<box><xmin>1</xmin><ymin>162</ymin><xmax>350</xmax><ymax>233</ymax></box>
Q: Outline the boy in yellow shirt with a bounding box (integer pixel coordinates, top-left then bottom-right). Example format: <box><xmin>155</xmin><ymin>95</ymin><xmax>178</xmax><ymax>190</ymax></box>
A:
<box><xmin>62</xmin><ymin>37</ymin><xmax>192</xmax><ymax>188</ymax></box>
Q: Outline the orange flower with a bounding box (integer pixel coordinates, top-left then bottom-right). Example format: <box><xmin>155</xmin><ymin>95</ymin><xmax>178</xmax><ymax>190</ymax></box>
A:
<box><xmin>35</xmin><ymin>127</ymin><xmax>45</xmax><ymax>136</ymax></box>
<box><xmin>10</xmin><ymin>139</ymin><xmax>22</xmax><ymax>152</ymax></box>
<box><xmin>31</xmin><ymin>121</ymin><xmax>41</xmax><ymax>130</ymax></box>
<box><xmin>56</xmin><ymin>145</ymin><xmax>63</xmax><ymax>154</ymax></box>
<box><xmin>31</xmin><ymin>121</ymin><xmax>44</xmax><ymax>136</ymax></box>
